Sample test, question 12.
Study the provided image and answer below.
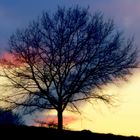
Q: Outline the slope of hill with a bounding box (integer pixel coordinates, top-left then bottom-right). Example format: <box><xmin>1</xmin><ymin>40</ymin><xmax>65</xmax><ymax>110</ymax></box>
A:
<box><xmin>0</xmin><ymin>125</ymin><xmax>139</xmax><ymax>140</ymax></box>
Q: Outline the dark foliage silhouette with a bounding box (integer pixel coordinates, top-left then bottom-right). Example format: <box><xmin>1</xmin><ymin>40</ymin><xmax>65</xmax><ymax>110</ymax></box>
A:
<box><xmin>0</xmin><ymin>108</ymin><xmax>24</xmax><ymax>125</ymax></box>
<box><xmin>0</xmin><ymin>6</ymin><xmax>138</xmax><ymax>130</ymax></box>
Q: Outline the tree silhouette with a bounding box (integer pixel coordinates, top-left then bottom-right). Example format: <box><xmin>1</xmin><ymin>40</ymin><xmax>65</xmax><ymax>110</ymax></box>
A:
<box><xmin>0</xmin><ymin>108</ymin><xmax>24</xmax><ymax>125</ymax></box>
<box><xmin>0</xmin><ymin>6</ymin><xmax>138</xmax><ymax>130</ymax></box>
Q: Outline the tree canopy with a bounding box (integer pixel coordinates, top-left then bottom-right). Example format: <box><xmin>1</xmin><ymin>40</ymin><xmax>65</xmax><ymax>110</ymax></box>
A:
<box><xmin>0</xmin><ymin>6</ymin><xmax>138</xmax><ymax>130</ymax></box>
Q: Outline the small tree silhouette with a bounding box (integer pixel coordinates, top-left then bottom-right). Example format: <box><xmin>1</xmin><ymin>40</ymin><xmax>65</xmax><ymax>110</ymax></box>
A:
<box><xmin>0</xmin><ymin>6</ymin><xmax>138</xmax><ymax>130</ymax></box>
<box><xmin>34</xmin><ymin>119</ymin><xmax>57</xmax><ymax>128</ymax></box>
<box><xmin>34</xmin><ymin>119</ymin><xmax>48</xmax><ymax>127</ymax></box>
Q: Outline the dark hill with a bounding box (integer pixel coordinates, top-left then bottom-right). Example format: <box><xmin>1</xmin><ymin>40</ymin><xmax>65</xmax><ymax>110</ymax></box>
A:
<box><xmin>0</xmin><ymin>125</ymin><xmax>139</xmax><ymax>140</ymax></box>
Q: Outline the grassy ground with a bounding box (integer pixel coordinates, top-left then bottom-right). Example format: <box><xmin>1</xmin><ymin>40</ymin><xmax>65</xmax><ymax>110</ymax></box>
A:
<box><xmin>0</xmin><ymin>125</ymin><xmax>140</xmax><ymax>140</ymax></box>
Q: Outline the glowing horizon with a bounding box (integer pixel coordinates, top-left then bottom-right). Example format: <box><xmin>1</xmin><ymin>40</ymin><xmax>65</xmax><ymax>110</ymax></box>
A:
<box><xmin>26</xmin><ymin>69</ymin><xmax>140</xmax><ymax>137</ymax></box>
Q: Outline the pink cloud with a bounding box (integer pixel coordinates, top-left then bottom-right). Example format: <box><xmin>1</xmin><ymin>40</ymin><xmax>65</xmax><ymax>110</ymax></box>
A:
<box><xmin>0</xmin><ymin>52</ymin><xmax>22</xmax><ymax>67</ymax></box>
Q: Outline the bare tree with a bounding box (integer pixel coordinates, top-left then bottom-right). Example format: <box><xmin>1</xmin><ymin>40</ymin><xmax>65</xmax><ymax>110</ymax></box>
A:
<box><xmin>0</xmin><ymin>6</ymin><xmax>138</xmax><ymax>130</ymax></box>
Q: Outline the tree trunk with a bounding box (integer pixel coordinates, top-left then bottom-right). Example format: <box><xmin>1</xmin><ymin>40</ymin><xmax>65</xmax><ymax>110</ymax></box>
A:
<box><xmin>57</xmin><ymin>109</ymin><xmax>63</xmax><ymax>131</ymax></box>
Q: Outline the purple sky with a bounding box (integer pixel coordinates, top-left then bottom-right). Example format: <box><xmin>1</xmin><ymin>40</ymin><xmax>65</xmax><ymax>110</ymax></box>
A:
<box><xmin>0</xmin><ymin>0</ymin><xmax>139</xmax><ymax>51</ymax></box>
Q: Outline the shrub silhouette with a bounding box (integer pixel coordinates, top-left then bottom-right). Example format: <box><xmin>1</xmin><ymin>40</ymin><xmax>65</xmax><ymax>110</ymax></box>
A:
<box><xmin>0</xmin><ymin>109</ymin><xmax>24</xmax><ymax>125</ymax></box>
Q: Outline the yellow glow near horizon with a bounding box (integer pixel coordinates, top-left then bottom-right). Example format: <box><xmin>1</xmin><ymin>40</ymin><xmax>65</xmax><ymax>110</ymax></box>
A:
<box><xmin>67</xmin><ymin>70</ymin><xmax>140</xmax><ymax>136</ymax></box>
<box><xmin>0</xmin><ymin>69</ymin><xmax>140</xmax><ymax>136</ymax></box>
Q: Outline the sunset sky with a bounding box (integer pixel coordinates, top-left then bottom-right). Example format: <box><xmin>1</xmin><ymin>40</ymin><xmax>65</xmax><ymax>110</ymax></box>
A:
<box><xmin>0</xmin><ymin>0</ymin><xmax>140</xmax><ymax>137</ymax></box>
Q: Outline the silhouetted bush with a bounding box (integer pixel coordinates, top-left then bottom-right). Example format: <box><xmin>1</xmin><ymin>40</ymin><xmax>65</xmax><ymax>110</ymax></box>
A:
<box><xmin>0</xmin><ymin>109</ymin><xmax>24</xmax><ymax>125</ymax></box>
